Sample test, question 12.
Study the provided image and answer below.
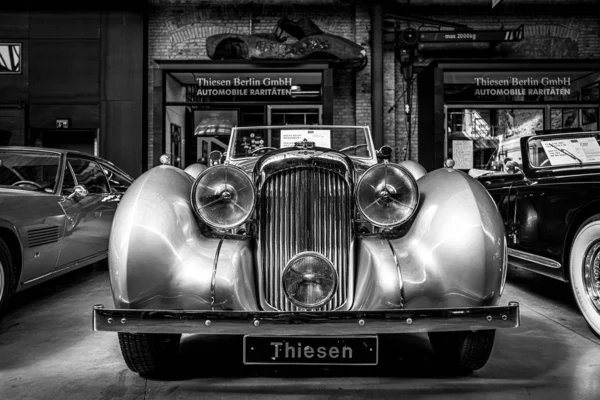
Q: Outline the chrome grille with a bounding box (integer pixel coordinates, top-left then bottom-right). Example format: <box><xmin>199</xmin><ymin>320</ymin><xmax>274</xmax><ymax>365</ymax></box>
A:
<box><xmin>260</xmin><ymin>166</ymin><xmax>351</xmax><ymax>311</ymax></box>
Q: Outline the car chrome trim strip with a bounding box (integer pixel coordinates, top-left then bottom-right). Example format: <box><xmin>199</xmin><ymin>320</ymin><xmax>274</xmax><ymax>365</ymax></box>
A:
<box><xmin>210</xmin><ymin>238</ymin><xmax>224</xmax><ymax>311</ymax></box>
<box><xmin>92</xmin><ymin>302</ymin><xmax>520</xmax><ymax>335</ymax></box>
<box><xmin>22</xmin><ymin>250</ymin><xmax>107</xmax><ymax>285</ymax></box>
<box><xmin>507</xmin><ymin>248</ymin><xmax>562</xmax><ymax>269</ymax></box>
<box><xmin>385</xmin><ymin>238</ymin><xmax>404</xmax><ymax>308</ymax></box>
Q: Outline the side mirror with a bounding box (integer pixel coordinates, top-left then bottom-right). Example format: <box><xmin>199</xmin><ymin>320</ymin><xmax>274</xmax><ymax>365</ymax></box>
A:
<box><xmin>505</xmin><ymin>161</ymin><xmax>532</xmax><ymax>183</ymax></box>
<box><xmin>505</xmin><ymin>160</ymin><xmax>522</xmax><ymax>174</ymax></box>
<box><xmin>377</xmin><ymin>145</ymin><xmax>393</xmax><ymax>161</ymax></box>
<box><xmin>67</xmin><ymin>185</ymin><xmax>88</xmax><ymax>200</ymax></box>
<box><xmin>209</xmin><ymin>150</ymin><xmax>223</xmax><ymax>166</ymax></box>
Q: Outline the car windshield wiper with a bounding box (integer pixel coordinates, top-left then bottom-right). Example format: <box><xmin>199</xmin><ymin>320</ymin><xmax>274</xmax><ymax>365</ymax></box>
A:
<box><xmin>340</xmin><ymin>144</ymin><xmax>367</xmax><ymax>153</ymax></box>
<box><xmin>548</xmin><ymin>143</ymin><xmax>583</xmax><ymax>166</ymax></box>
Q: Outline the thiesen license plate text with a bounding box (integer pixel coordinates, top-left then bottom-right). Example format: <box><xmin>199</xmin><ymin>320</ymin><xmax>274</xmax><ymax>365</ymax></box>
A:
<box><xmin>243</xmin><ymin>335</ymin><xmax>378</xmax><ymax>365</ymax></box>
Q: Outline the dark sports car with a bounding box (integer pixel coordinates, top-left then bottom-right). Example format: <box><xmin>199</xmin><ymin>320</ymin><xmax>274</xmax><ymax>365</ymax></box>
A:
<box><xmin>0</xmin><ymin>147</ymin><xmax>133</xmax><ymax>322</ymax></box>
<box><xmin>471</xmin><ymin>131</ymin><xmax>600</xmax><ymax>337</ymax></box>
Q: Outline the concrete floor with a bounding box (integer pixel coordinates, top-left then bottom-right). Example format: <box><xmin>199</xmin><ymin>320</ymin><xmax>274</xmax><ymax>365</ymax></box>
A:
<box><xmin>1</xmin><ymin>264</ymin><xmax>599</xmax><ymax>400</ymax></box>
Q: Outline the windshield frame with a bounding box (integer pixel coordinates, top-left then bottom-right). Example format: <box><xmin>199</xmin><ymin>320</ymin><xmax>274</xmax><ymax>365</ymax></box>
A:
<box><xmin>227</xmin><ymin>125</ymin><xmax>377</xmax><ymax>162</ymax></box>
<box><xmin>0</xmin><ymin>148</ymin><xmax>63</xmax><ymax>194</ymax></box>
<box><xmin>526</xmin><ymin>131</ymin><xmax>600</xmax><ymax>172</ymax></box>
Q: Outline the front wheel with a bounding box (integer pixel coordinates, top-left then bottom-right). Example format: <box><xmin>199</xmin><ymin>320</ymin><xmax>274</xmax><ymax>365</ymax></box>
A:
<box><xmin>428</xmin><ymin>330</ymin><xmax>496</xmax><ymax>375</ymax></box>
<box><xmin>118</xmin><ymin>332</ymin><xmax>181</xmax><ymax>376</ymax></box>
<box><xmin>569</xmin><ymin>215</ymin><xmax>600</xmax><ymax>338</ymax></box>
<box><xmin>0</xmin><ymin>238</ymin><xmax>14</xmax><ymax>323</ymax></box>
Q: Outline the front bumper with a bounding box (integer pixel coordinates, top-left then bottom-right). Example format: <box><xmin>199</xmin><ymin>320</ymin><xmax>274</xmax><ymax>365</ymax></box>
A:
<box><xmin>93</xmin><ymin>302</ymin><xmax>520</xmax><ymax>335</ymax></box>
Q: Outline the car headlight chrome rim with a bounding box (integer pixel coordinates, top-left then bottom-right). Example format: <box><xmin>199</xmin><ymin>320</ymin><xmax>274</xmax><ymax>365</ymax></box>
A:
<box><xmin>282</xmin><ymin>252</ymin><xmax>338</xmax><ymax>309</ymax></box>
<box><xmin>191</xmin><ymin>164</ymin><xmax>255</xmax><ymax>230</ymax></box>
<box><xmin>355</xmin><ymin>163</ymin><xmax>419</xmax><ymax>228</ymax></box>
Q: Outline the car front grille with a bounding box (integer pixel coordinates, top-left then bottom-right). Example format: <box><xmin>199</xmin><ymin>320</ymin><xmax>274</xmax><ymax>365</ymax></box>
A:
<box><xmin>260</xmin><ymin>166</ymin><xmax>352</xmax><ymax>311</ymax></box>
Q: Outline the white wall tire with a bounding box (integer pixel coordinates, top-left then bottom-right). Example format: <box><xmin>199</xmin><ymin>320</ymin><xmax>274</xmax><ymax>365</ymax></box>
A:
<box><xmin>569</xmin><ymin>215</ymin><xmax>600</xmax><ymax>338</ymax></box>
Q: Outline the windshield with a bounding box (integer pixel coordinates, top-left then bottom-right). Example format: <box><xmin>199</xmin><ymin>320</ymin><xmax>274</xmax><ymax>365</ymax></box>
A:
<box><xmin>228</xmin><ymin>125</ymin><xmax>373</xmax><ymax>159</ymax></box>
<box><xmin>0</xmin><ymin>150</ymin><xmax>61</xmax><ymax>192</ymax></box>
<box><xmin>470</xmin><ymin>132</ymin><xmax>600</xmax><ymax>176</ymax></box>
<box><xmin>528</xmin><ymin>132</ymin><xmax>600</xmax><ymax>168</ymax></box>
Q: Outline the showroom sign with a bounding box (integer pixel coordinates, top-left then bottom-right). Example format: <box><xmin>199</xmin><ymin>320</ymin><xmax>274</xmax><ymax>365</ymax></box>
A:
<box><xmin>474</xmin><ymin>76</ymin><xmax>572</xmax><ymax>96</ymax></box>
<box><xmin>196</xmin><ymin>76</ymin><xmax>294</xmax><ymax>97</ymax></box>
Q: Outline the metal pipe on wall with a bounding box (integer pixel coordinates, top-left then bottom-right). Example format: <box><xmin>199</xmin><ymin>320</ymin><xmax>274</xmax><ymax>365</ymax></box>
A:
<box><xmin>371</xmin><ymin>0</ymin><xmax>384</xmax><ymax>149</ymax></box>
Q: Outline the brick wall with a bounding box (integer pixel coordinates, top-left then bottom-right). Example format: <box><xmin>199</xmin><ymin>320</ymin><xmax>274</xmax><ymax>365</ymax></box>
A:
<box><xmin>147</xmin><ymin>0</ymin><xmax>600</xmax><ymax>169</ymax></box>
<box><xmin>147</xmin><ymin>0</ymin><xmax>371</xmax><ymax>168</ymax></box>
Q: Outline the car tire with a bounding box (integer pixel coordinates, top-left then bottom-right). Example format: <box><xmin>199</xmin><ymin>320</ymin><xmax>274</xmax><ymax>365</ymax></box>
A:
<box><xmin>569</xmin><ymin>215</ymin><xmax>600</xmax><ymax>338</ymax></box>
<box><xmin>118</xmin><ymin>332</ymin><xmax>182</xmax><ymax>376</ymax></box>
<box><xmin>428</xmin><ymin>330</ymin><xmax>496</xmax><ymax>375</ymax></box>
<box><xmin>0</xmin><ymin>238</ymin><xmax>14</xmax><ymax>323</ymax></box>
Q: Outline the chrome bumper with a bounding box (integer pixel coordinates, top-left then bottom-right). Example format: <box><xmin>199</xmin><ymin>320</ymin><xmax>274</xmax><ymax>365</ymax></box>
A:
<box><xmin>93</xmin><ymin>302</ymin><xmax>520</xmax><ymax>335</ymax></box>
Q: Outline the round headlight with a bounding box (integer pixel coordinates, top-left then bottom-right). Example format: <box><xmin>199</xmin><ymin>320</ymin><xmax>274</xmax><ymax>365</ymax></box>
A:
<box><xmin>356</xmin><ymin>163</ymin><xmax>419</xmax><ymax>228</ymax></box>
<box><xmin>282</xmin><ymin>252</ymin><xmax>338</xmax><ymax>309</ymax></box>
<box><xmin>191</xmin><ymin>164</ymin><xmax>255</xmax><ymax>230</ymax></box>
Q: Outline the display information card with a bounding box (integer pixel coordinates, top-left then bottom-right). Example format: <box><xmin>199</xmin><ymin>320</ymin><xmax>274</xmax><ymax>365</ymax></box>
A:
<box><xmin>540</xmin><ymin>137</ymin><xmax>600</xmax><ymax>166</ymax></box>
<box><xmin>281</xmin><ymin>129</ymin><xmax>331</xmax><ymax>148</ymax></box>
<box><xmin>452</xmin><ymin>140</ymin><xmax>474</xmax><ymax>169</ymax></box>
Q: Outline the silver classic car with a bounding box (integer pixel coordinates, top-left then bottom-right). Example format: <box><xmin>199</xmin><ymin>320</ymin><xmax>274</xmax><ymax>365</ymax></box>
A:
<box><xmin>93</xmin><ymin>125</ymin><xmax>520</xmax><ymax>376</ymax></box>
<box><xmin>0</xmin><ymin>147</ymin><xmax>133</xmax><ymax>322</ymax></box>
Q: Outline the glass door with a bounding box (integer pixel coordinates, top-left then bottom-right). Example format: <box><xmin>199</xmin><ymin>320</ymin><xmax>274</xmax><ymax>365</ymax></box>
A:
<box><xmin>268</xmin><ymin>105</ymin><xmax>322</xmax><ymax>126</ymax></box>
<box><xmin>445</xmin><ymin>106</ymin><xmax>545</xmax><ymax>170</ymax></box>
<box><xmin>267</xmin><ymin>105</ymin><xmax>322</xmax><ymax>147</ymax></box>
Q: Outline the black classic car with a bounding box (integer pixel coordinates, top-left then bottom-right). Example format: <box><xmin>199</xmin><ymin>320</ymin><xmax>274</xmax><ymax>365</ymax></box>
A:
<box><xmin>0</xmin><ymin>147</ymin><xmax>133</xmax><ymax>322</ymax></box>
<box><xmin>472</xmin><ymin>131</ymin><xmax>600</xmax><ymax>337</ymax></box>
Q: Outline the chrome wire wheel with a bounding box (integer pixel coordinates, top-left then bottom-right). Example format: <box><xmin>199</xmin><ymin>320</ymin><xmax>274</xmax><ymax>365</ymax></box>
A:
<box><xmin>583</xmin><ymin>241</ymin><xmax>600</xmax><ymax>314</ymax></box>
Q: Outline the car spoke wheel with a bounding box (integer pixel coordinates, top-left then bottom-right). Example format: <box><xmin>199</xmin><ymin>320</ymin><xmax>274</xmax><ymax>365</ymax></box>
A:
<box><xmin>570</xmin><ymin>215</ymin><xmax>600</xmax><ymax>338</ymax></box>
<box><xmin>428</xmin><ymin>330</ymin><xmax>496</xmax><ymax>375</ymax></box>
<box><xmin>118</xmin><ymin>332</ymin><xmax>181</xmax><ymax>377</ymax></box>
<box><xmin>0</xmin><ymin>238</ymin><xmax>14</xmax><ymax>323</ymax></box>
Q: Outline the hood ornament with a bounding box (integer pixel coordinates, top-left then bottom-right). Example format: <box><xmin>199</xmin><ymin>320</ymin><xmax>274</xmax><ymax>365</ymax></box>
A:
<box><xmin>294</xmin><ymin>139</ymin><xmax>316</xmax><ymax>149</ymax></box>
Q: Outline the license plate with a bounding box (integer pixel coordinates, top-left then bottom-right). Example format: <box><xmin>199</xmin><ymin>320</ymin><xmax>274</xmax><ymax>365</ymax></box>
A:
<box><xmin>243</xmin><ymin>335</ymin><xmax>378</xmax><ymax>365</ymax></box>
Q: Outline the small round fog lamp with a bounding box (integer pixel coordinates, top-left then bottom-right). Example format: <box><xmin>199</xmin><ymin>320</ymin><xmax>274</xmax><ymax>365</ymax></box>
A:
<box><xmin>282</xmin><ymin>252</ymin><xmax>338</xmax><ymax>309</ymax></box>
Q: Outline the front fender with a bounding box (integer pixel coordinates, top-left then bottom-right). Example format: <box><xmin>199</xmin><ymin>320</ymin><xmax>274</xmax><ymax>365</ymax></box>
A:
<box><xmin>354</xmin><ymin>168</ymin><xmax>507</xmax><ymax>310</ymax></box>
<box><xmin>111</xmin><ymin>166</ymin><xmax>505</xmax><ymax>312</ymax></box>
<box><xmin>109</xmin><ymin>166</ymin><xmax>257</xmax><ymax>310</ymax></box>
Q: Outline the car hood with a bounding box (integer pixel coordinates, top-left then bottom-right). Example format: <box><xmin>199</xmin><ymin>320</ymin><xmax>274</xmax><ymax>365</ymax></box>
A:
<box><xmin>0</xmin><ymin>187</ymin><xmax>48</xmax><ymax>198</ymax></box>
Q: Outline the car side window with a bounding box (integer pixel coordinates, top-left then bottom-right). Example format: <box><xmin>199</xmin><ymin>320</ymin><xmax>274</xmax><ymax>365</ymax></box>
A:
<box><xmin>67</xmin><ymin>157</ymin><xmax>109</xmax><ymax>194</ymax></box>
<box><xmin>101</xmin><ymin>164</ymin><xmax>132</xmax><ymax>194</ymax></box>
<box><xmin>61</xmin><ymin>164</ymin><xmax>77</xmax><ymax>195</ymax></box>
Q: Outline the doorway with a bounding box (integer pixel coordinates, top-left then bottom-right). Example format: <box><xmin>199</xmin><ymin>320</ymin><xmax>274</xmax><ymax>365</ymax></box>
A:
<box><xmin>268</xmin><ymin>105</ymin><xmax>322</xmax><ymax>126</ymax></box>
